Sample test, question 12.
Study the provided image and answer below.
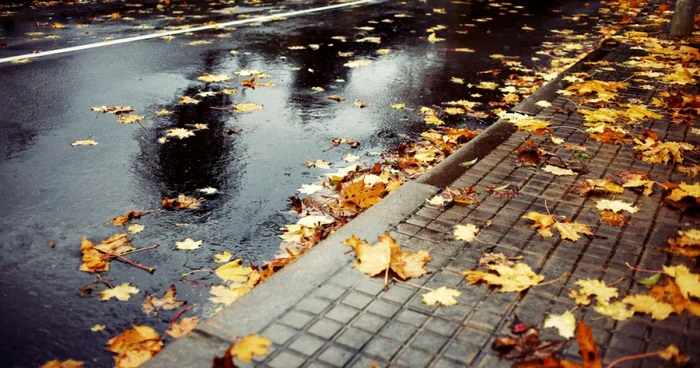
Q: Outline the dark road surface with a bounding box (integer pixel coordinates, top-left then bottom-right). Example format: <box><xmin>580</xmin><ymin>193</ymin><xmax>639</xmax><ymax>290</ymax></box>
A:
<box><xmin>0</xmin><ymin>0</ymin><xmax>600</xmax><ymax>366</ymax></box>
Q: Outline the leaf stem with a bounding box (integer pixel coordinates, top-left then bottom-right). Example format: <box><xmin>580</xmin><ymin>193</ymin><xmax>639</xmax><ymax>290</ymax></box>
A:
<box><xmin>532</xmin><ymin>272</ymin><xmax>568</xmax><ymax>287</ymax></box>
<box><xmin>625</xmin><ymin>262</ymin><xmax>663</xmax><ymax>274</ymax></box>
<box><xmin>605</xmin><ymin>350</ymin><xmax>663</xmax><ymax>368</ymax></box>
<box><xmin>168</xmin><ymin>305</ymin><xmax>193</xmax><ymax>331</ymax></box>
<box><xmin>120</xmin><ymin>244</ymin><xmax>159</xmax><ymax>257</ymax></box>
<box><xmin>96</xmin><ymin>274</ymin><xmax>114</xmax><ymax>289</ymax></box>
<box><xmin>181</xmin><ymin>269</ymin><xmax>214</xmax><ymax>277</ymax></box>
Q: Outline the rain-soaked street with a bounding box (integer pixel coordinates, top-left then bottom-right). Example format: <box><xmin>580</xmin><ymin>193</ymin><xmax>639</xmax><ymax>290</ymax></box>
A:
<box><xmin>1</xmin><ymin>0</ymin><xmax>603</xmax><ymax>366</ymax></box>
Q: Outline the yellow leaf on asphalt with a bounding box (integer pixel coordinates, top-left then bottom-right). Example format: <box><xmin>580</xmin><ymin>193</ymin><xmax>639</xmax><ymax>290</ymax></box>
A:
<box><xmin>231</xmin><ymin>334</ymin><xmax>271</xmax><ymax>362</ymax></box>
<box><xmin>142</xmin><ymin>285</ymin><xmax>184</xmax><ymax>315</ymax></box>
<box><xmin>390</xmin><ymin>103</ymin><xmax>406</xmax><ymax>109</ymax></box>
<box><xmin>71</xmin><ymin>139</ymin><xmax>98</xmax><ymax>147</ymax></box>
<box><xmin>166</xmin><ymin>317</ymin><xmax>199</xmax><ymax>338</ymax></box>
<box><xmin>427</xmin><ymin>33</ymin><xmax>445</xmax><ymax>43</ymax></box>
<box><xmin>213</xmin><ymin>251</ymin><xmax>233</xmax><ymax>263</ymax></box>
<box><xmin>40</xmin><ymin>359</ymin><xmax>84</xmax><ymax>368</ymax></box>
<box><xmin>593</xmin><ymin>301</ymin><xmax>633</xmax><ymax>321</ymax></box>
<box><xmin>107</xmin><ymin>325</ymin><xmax>162</xmax><ymax>368</ymax></box>
<box><xmin>543</xmin><ymin>165</ymin><xmax>577</xmax><ymax>176</ymax></box>
<box><xmin>595</xmin><ymin>199</ymin><xmax>638</xmax><ymax>214</ymax></box>
<box><xmin>197</xmin><ymin>73</ymin><xmax>230</xmax><ymax>83</ymax></box>
<box><xmin>178</xmin><ymin>96</ymin><xmax>200</xmax><ymax>105</ymax></box>
<box><xmin>175</xmin><ymin>238</ymin><xmax>202</xmax><ymax>251</ymax></box>
<box><xmin>664</xmin><ymin>265</ymin><xmax>700</xmax><ymax>299</ymax></box>
<box><xmin>155</xmin><ymin>109</ymin><xmax>171</xmax><ymax>116</ymax></box>
<box><xmin>625</xmin><ymin>104</ymin><xmax>662</xmax><ymax>121</ymax></box>
<box><xmin>622</xmin><ymin>294</ymin><xmax>674</xmax><ymax>320</ymax></box>
<box><xmin>233</xmin><ymin>103</ymin><xmax>263</xmax><ymax>112</ymax></box>
<box><xmin>454</xmin><ymin>224</ymin><xmax>479</xmax><ymax>242</ymax></box>
<box><xmin>422</xmin><ymin>286</ymin><xmax>461</xmax><ymax>306</ymax></box>
<box><xmin>117</xmin><ymin>115</ymin><xmax>144</xmax><ymax>124</ymax></box>
<box><xmin>511</xmin><ymin>118</ymin><xmax>550</xmax><ymax>133</ymax></box>
<box><xmin>101</xmin><ymin>283</ymin><xmax>139</xmax><ymax>302</ymax></box>
<box><xmin>91</xmin><ymin>324</ymin><xmax>106</xmax><ymax>332</ymax></box>
<box><xmin>462</xmin><ymin>263</ymin><xmax>544</xmax><ymax>292</ymax></box>
<box><xmin>215</xmin><ymin>259</ymin><xmax>252</xmax><ymax>282</ymax></box>
<box><xmin>209</xmin><ymin>284</ymin><xmax>252</xmax><ymax>306</ymax></box>
<box><xmin>166</xmin><ymin>128</ymin><xmax>195</xmax><ymax>139</ymax></box>
<box><xmin>451</xmin><ymin>77</ymin><xmax>464</xmax><ymax>84</ymax></box>
<box><xmin>127</xmin><ymin>224</ymin><xmax>144</xmax><ymax>234</ymax></box>
<box><xmin>543</xmin><ymin>310</ymin><xmax>576</xmax><ymax>339</ymax></box>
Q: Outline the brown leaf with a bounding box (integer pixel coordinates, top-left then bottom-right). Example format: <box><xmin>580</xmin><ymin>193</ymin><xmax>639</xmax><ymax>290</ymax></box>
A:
<box><xmin>574</xmin><ymin>321</ymin><xmax>601</xmax><ymax>368</ymax></box>
<box><xmin>492</xmin><ymin>327</ymin><xmax>566</xmax><ymax>361</ymax></box>
<box><xmin>600</xmin><ymin>211</ymin><xmax>628</xmax><ymax>227</ymax></box>
<box><xmin>328</xmin><ymin>95</ymin><xmax>345</xmax><ymax>102</ymax></box>
<box><xmin>143</xmin><ymin>285</ymin><xmax>185</xmax><ymax>315</ymax></box>
<box><xmin>167</xmin><ymin>316</ymin><xmax>199</xmax><ymax>338</ymax></box>
<box><xmin>163</xmin><ymin>194</ymin><xmax>201</xmax><ymax>209</ymax></box>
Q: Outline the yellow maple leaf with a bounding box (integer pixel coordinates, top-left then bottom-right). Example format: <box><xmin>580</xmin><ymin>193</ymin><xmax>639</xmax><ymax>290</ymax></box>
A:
<box><xmin>341</xmin><ymin>178</ymin><xmax>386</xmax><ymax>210</ymax></box>
<box><xmin>142</xmin><ymin>285</ymin><xmax>184</xmax><ymax>315</ymax></box>
<box><xmin>570</xmin><ymin>279</ymin><xmax>618</xmax><ymax>305</ymax></box>
<box><xmin>543</xmin><ymin>165</ymin><xmax>577</xmax><ymax>176</ymax></box>
<box><xmin>543</xmin><ymin>310</ymin><xmax>576</xmax><ymax>339</ymax></box>
<box><xmin>663</xmin><ymin>64</ymin><xmax>696</xmax><ymax>85</ymax></box>
<box><xmin>209</xmin><ymin>284</ymin><xmax>252</xmax><ymax>306</ymax></box>
<box><xmin>233</xmin><ymin>102</ymin><xmax>263</xmax><ymax>112</ymax></box>
<box><xmin>344</xmin><ymin>233</ymin><xmax>430</xmax><ymax>280</ymax></box>
<box><xmin>634</xmin><ymin>137</ymin><xmax>694</xmax><ymax>164</ymax></box>
<box><xmin>71</xmin><ymin>139</ymin><xmax>98</xmax><ymax>147</ymax></box>
<box><xmin>667</xmin><ymin>182</ymin><xmax>700</xmax><ymax>202</ymax></box>
<box><xmin>622</xmin><ymin>294</ymin><xmax>674</xmax><ymax>320</ymax></box>
<box><xmin>215</xmin><ymin>259</ymin><xmax>252</xmax><ymax>282</ymax></box>
<box><xmin>422</xmin><ymin>286</ymin><xmax>461</xmax><ymax>306</ymax></box>
<box><xmin>462</xmin><ymin>263</ymin><xmax>544</xmax><ymax>292</ymax></box>
<box><xmin>197</xmin><ymin>73</ymin><xmax>230</xmax><ymax>83</ymax></box>
<box><xmin>175</xmin><ymin>238</ymin><xmax>202</xmax><ymax>251</ymax></box>
<box><xmin>522</xmin><ymin>211</ymin><xmax>555</xmax><ymax>237</ymax></box>
<box><xmin>166</xmin><ymin>128</ymin><xmax>195</xmax><ymax>139</ymax></box>
<box><xmin>625</xmin><ymin>104</ymin><xmax>662</xmax><ymax>121</ymax></box>
<box><xmin>117</xmin><ymin>114</ymin><xmax>144</xmax><ymax>124</ymax></box>
<box><xmin>40</xmin><ymin>359</ymin><xmax>84</xmax><ymax>368</ymax></box>
<box><xmin>101</xmin><ymin>283</ymin><xmax>139</xmax><ymax>302</ymax></box>
<box><xmin>622</xmin><ymin>178</ymin><xmax>655</xmax><ymax>196</ymax></box>
<box><xmin>166</xmin><ymin>316</ymin><xmax>199</xmax><ymax>338</ymax></box>
<box><xmin>107</xmin><ymin>325</ymin><xmax>162</xmax><ymax>368</ymax></box>
<box><xmin>454</xmin><ymin>224</ymin><xmax>479</xmax><ymax>242</ymax></box>
<box><xmin>593</xmin><ymin>301</ymin><xmax>633</xmax><ymax>321</ymax></box>
<box><xmin>231</xmin><ymin>334</ymin><xmax>271</xmax><ymax>362</ymax></box>
<box><xmin>553</xmin><ymin>222</ymin><xmax>593</xmax><ymax>242</ymax></box>
<box><xmin>91</xmin><ymin>324</ymin><xmax>106</xmax><ymax>332</ymax></box>
<box><xmin>651</xmin><ymin>279</ymin><xmax>700</xmax><ymax>316</ymax></box>
<box><xmin>213</xmin><ymin>251</ymin><xmax>233</xmax><ymax>263</ymax></box>
<box><xmin>427</xmin><ymin>33</ymin><xmax>445</xmax><ymax>43</ymax></box>
<box><xmin>664</xmin><ymin>265</ymin><xmax>700</xmax><ymax>299</ymax></box>
<box><xmin>595</xmin><ymin>199</ymin><xmax>638</xmax><ymax>214</ymax></box>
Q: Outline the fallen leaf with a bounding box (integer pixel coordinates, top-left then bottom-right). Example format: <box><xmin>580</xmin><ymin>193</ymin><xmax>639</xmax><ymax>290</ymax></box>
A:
<box><xmin>40</xmin><ymin>359</ymin><xmax>84</xmax><ymax>368</ymax></box>
<box><xmin>213</xmin><ymin>251</ymin><xmax>233</xmax><ymax>263</ymax></box>
<box><xmin>176</xmin><ymin>238</ymin><xmax>202</xmax><ymax>251</ymax></box>
<box><xmin>543</xmin><ymin>310</ymin><xmax>576</xmax><ymax>339</ymax></box>
<box><xmin>297</xmin><ymin>214</ymin><xmax>335</xmax><ymax>228</ymax></box>
<box><xmin>422</xmin><ymin>286</ymin><xmax>461</xmax><ymax>306</ymax></box>
<box><xmin>390</xmin><ymin>103</ymin><xmax>406</xmax><ymax>109</ymax></box>
<box><xmin>638</xmin><ymin>273</ymin><xmax>661</xmax><ymax>286</ymax></box>
<box><xmin>328</xmin><ymin>95</ymin><xmax>345</xmax><ymax>102</ymax></box>
<box><xmin>463</xmin><ymin>263</ymin><xmax>544</xmax><ymax>292</ymax></box>
<box><xmin>543</xmin><ymin>165</ymin><xmax>577</xmax><ymax>176</ymax></box>
<box><xmin>230</xmin><ymin>334</ymin><xmax>271</xmax><ymax>362</ymax></box>
<box><xmin>71</xmin><ymin>139</ymin><xmax>98</xmax><ymax>147</ymax></box>
<box><xmin>209</xmin><ymin>284</ymin><xmax>252</xmax><ymax>306</ymax></box>
<box><xmin>128</xmin><ymin>224</ymin><xmax>145</xmax><ymax>234</ymax></box>
<box><xmin>166</xmin><ymin>316</ymin><xmax>199</xmax><ymax>338</ymax></box>
<box><xmin>91</xmin><ymin>324</ymin><xmax>106</xmax><ymax>332</ymax></box>
<box><xmin>233</xmin><ymin>103</ymin><xmax>263</xmax><ymax>112</ymax></box>
<box><xmin>112</xmin><ymin>210</ymin><xmax>144</xmax><ymax>226</ymax></box>
<box><xmin>197</xmin><ymin>73</ymin><xmax>231</xmax><ymax>83</ymax></box>
<box><xmin>658</xmin><ymin>345</ymin><xmax>690</xmax><ymax>364</ymax></box>
<box><xmin>101</xmin><ymin>283</ymin><xmax>139</xmax><ymax>302</ymax></box>
<box><xmin>574</xmin><ymin>321</ymin><xmax>601</xmax><ymax>368</ymax></box>
<box><xmin>569</xmin><ymin>279</ymin><xmax>618</xmax><ymax>305</ymax></box>
<box><xmin>162</xmin><ymin>194</ymin><xmax>201</xmax><ymax>209</ymax></box>
<box><xmin>622</xmin><ymin>294</ymin><xmax>674</xmax><ymax>320</ymax></box>
<box><xmin>354</xmin><ymin>99</ymin><xmax>372</xmax><ymax>108</ymax></box>
<box><xmin>344</xmin><ymin>232</ymin><xmax>430</xmax><ymax>280</ymax></box>
<box><xmin>142</xmin><ymin>285</ymin><xmax>184</xmax><ymax>315</ymax></box>
<box><xmin>166</xmin><ymin>128</ymin><xmax>195</xmax><ymax>139</ymax></box>
<box><xmin>454</xmin><ymin>224</ymin><xmax>479</xmax><ymax>242</ymax></box>
<box><xmin>593</xmin><ymin>301</ymin><xmax>633</xmax><ymax>321</ymax></box>
<box><xmin>427</xmin><ymin>33</ymin><xmax>445</xmax><ymax>43</ymax></box>
<box><xmin>664</xmin><ymin>265</ymin><xmax>700</xmax><ymax>299</ymax></box>
<box><xmin>107</xmin><ymin>325</ymin><xmax>162</xmax><ymax>368</ymax></box>
<box><xmin>215</xmin><ymin>259</ymin><xmax>252</xmax><ymax>282</ymax></box>
<box><xmin>116</xmin><ymin>115</ymin><xmax>144</xmax><ymax>124</ymax></box>
<box><xmin>595</xmin><ymin>199</ymin><xmax>638</xmax><ymax>214</ymax></box>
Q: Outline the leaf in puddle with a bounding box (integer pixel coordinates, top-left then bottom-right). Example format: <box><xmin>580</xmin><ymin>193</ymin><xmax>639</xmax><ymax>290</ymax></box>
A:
<box><xmin>340</xmin><ymin>178</ymin><xmax>386</xmax><ymax>210</ymax></box>
<box><xmin>422</xmin><ymin>286</ymin><xmax>461</xmax><ymax>306</ymax></box>
<box><xmin>197</xmin><ymin>73</ymin><xmax>230</xmax><ymax>83</ymax></box>
<box><xmin>166</xmin><ymin>128</ymin><xmax>195</xmax><ymax>139</ymax></box>
<box><xmin>233</xmin><ymin>103</ymin><xmax>263</xmax><ymax>112</ymax></box>
<box><xmin>117</xmin><ymin>114</ymin><xmax>144</xmax><ymax>124</ymax></box>
<box><xmin>91</xmin><ymin>324</ymin><xmax>106</xmax><ymax>332</ymax></box>
<box><xmin>209</xmin><ymin>284</ymin><xmax>252</xmax><ymax>306</ymax></box>
<box><xmin>162</xmin><ymin>194</ymin><xmax>201</xmax><ymax>209</ymax></box>
<box><xmin>354</xmin><ymin>99</ymin><xmax>372</xmax><ymax>108</ymax></box>
<box><xmin>427</xmin><ymin>33</ymin><xmax>445</xmax><ymax>43</ymax></box>
<box><xmin>178</xmin><ymin>96</ymin><xmax>200</xmax><ymax>105</ymax></box>
<box><xmin>296</xmin><ymin>214</ymin><xmax>335</xmax><ymax>228</ymax></box>
<box><xmin>71</xmin><ymin>139</ymin><xmax>98</xmax><ymax>147</ymax></box>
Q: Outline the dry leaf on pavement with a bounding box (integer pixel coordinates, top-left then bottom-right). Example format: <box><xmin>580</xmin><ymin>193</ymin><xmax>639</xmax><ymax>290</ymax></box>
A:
<box><xmin>543</xmin><ymin>310</ymin><xmax>576</xmax><ymax>339</ymax></box>
<box><xmin>176</xmin><ymin>238</ymin><xmax>202</xmax><ymax>251</ymax></box>
<box><xmin>462</xmin><ymin>263</ymin><xmax>544</xmax><ymax>292</ymax></box>
<box><xmin>344</xmin><ymin>232</ymin><xmax>431</xmax><ymax>282</ymax></box>
<box><xmin>422</xmin><ymin>286</ymin><xmax>461</xmax><ymax>306</ymax></box>
<box><xmin>454</xmin><ymin>224</ymin><xmax>479</xmax><ymax>242</ymax></box>
<box><xmin>230</xmin><ymin>334</ymin><xmax>271</xmax><ymax>362</ymax></box>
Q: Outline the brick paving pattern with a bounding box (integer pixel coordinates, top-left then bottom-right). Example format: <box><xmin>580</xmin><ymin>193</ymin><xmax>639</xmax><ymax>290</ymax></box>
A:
<box><xmin>243</xmin><ymin>41</ymin><xmax>700</xmax><ymax>368</ymax></box>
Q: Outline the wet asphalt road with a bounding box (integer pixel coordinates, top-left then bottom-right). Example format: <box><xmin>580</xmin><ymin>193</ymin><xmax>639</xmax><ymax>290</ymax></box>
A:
<box><xmin>0</xmin><ymin>0</ymin><xmax>600</xmax><ymax>366</ymax></box>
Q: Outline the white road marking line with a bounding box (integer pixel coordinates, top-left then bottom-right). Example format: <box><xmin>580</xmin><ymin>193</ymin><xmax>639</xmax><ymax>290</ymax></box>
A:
<box><xmin>0</xmin><ymin>0</ymin><xmax>377</xmax><ymax>64</ymax></box>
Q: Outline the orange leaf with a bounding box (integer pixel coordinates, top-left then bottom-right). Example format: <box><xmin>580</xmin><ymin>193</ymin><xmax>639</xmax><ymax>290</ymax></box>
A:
<box><xmin>575</xmin><ymin>321</ymin><xmax>601</xmax><ymax>368</ymax></box>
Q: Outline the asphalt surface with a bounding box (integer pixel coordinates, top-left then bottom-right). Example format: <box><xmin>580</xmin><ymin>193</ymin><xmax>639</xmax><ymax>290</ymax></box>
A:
<box><xmin>0</xmin><ymin>0</ymin><xmax>601</xmax><ymax>366</ymax></box>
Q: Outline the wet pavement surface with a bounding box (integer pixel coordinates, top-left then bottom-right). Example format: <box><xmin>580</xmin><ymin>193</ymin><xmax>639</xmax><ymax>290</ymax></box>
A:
<box><xmin>0</xmin><ymin>0</ymin><xmax>602</xmax><ymax>366</ymax></box>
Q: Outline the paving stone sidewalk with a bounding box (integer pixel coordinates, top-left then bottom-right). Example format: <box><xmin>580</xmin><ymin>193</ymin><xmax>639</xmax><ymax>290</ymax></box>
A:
<box><xmin>147</xmin><ymin>17</ymin><xmax>700</xmax><ymax>368</ymax></box>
